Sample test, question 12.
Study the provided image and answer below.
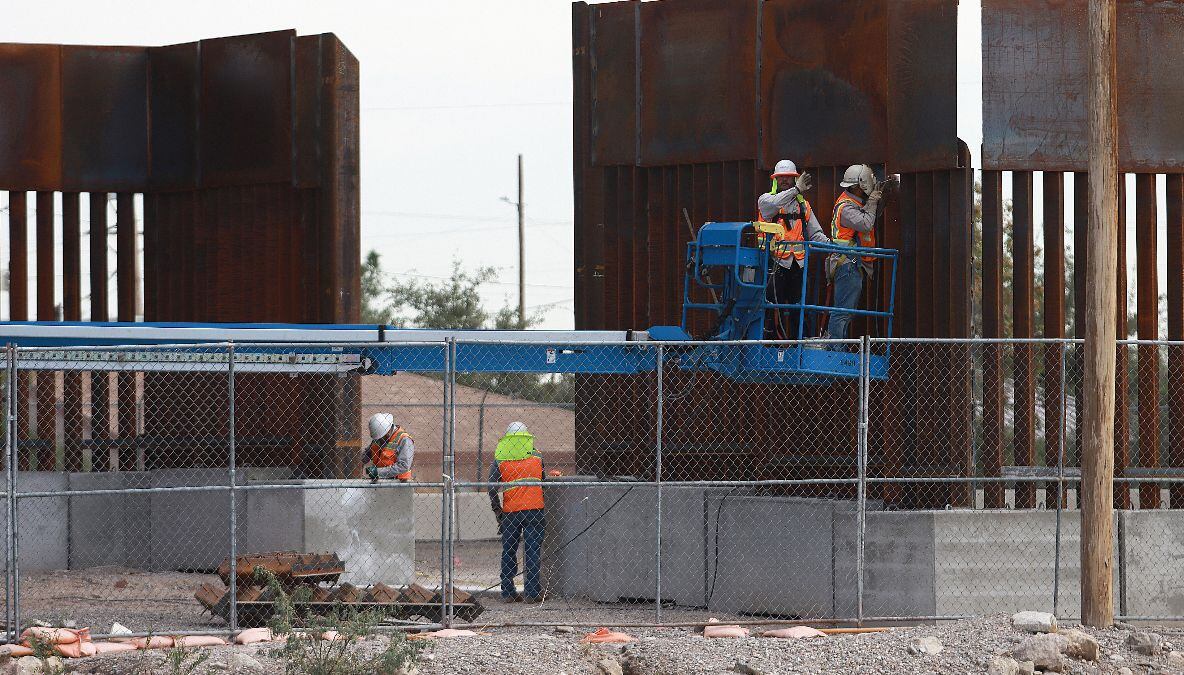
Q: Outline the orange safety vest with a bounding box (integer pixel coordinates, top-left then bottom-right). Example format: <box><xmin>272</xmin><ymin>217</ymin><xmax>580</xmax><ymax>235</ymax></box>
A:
<box><xmin>831</xmin><ymin>192</ymin><xmax>876</xmax><ymax>263</ymax></box>
<box><xmin>757</xmin><ymin>199</ymin><xmax>813</xmax><ymax>262</ymax></box>
<box><xmin>370</xmin><ymin>426</ymin><xmax>412</xmax><ymax>481</ymax></box>
<box><xmin>498</xmin><ymin>455</ymin><xmax>545</xmax><ymax>512</ymax></box>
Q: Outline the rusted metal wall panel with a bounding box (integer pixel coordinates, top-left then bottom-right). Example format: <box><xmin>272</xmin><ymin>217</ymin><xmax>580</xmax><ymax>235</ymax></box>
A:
<box><xmin>1135</xmin><ymin>174</ymin><xmax>1161</xmax><ymax>508</ymax></box>
<box><xmin>983</xmin><ymin>0</ymin><xmax>1184</xmax><ymax>172</ymax></box>
<box><xmin>887</xmin><ymin>0</ymin><xmax>959</xmax><ymax>172</ymax></box>
<box><xmin>293</xmin><ymin>36</ymin><xmax>323</xmax><ymax>189</ymax></box>
<box><xmin>0</xmin><ymin>45</ymin><xmax>62</xmax><ymax>190</ymax></box>
<box><xmin>199</xmin><ymin>30</ymin><xmax>294</xmax><ymax>187</ymax></box>
<box><xmin>61</xmin><ymin>46</ymin><xmax>149</xmax><ymax>191</ymax></box>
<box><xmin>1115</xmin><ymin>180</ymin><xmax>1131</xmax><ymax>508</ymax></box>
<box><xmin>589</xmin><ymin>3</ymin><xmax>637</xmax><ymax>166</ymax></box>
<box><xmin>638</xmin><ymin>0</ymin><xmax>757</xmax><ymax>165</ymax></box>
<box><xmin>759</xmin><ymin>0</ymin><xmax>887</xmax><ymax>169</ymax></box>
<box><xmin>148</xmin><ymin>42</ymin><xmax>199</xmax><ymax>191</ymax></box>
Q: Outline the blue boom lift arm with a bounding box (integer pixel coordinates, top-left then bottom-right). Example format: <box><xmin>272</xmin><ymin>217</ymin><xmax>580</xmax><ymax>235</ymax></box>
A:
<box><xmin>0</xmin><ymin>222</ymin><xmax>896</xmax><ymax>381</ymax></box>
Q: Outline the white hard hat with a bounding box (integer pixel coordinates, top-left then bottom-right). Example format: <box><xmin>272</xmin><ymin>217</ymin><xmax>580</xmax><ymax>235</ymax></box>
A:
<box><xmin>771</xmin><ymin>159</ymin><xmax>799</xmax><ymax>177</ymax></box>
<box><xmin>368</xmin><ymin>413</ymin><xmax>395</xmax><ymax>442</ymax></box>
<box><xmin>840</xmin><ymin>164</ymin><xmax>876</xmax><ymax>194</ymax></box>
<box><xmin>505</xmin><ymin>421</ymin><xmax>528</xmax><ymax>435</ymax></box>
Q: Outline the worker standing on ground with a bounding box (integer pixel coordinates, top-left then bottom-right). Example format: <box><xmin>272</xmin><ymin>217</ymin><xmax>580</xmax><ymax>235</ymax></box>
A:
<box><xmin>364</xmin><ymin>413</ymin><xmax>414</xmax><ymax>481</ymax></box>
<box><xmin>756</xmin><ymin>159</ymin><xmax>828</xmax><ymax>339</ymax></box>
<box><xmin>827</xmin><ymin>164</ymin><xmax>891</xmax><ymax>344</ymax></box>
<box><xmin>489</xmin><ymin>421</ymin><xmax>545</xmax><ymax>603</ymax></box>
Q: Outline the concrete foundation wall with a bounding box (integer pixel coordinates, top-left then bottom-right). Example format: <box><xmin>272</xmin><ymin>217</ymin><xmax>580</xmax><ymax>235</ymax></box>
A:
<box><xmin>415</xmin><ymin>491</ymin><xmax>499</xmax><ymax>542</ymax></box>
<box><xmin>1120</xmin><ymin>510</ymin><xmax>1184</xmax><ymax>617</ymax></box>
<box><xmin>8</xmin><ymin>473</ymin><xmax>69</xmax><ymax>571</ymax></box>
<box><xmin>68</xmin><ymin>472</ymin><xmax>151</xmax><ymax>569</ymax></box>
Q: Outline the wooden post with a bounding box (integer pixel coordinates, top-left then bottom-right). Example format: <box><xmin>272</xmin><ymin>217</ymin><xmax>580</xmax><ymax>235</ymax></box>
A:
<box><xmin>1082</xmin><ymin>0</ymin><xmax>1118</xmax><ymax>628</ymax></box>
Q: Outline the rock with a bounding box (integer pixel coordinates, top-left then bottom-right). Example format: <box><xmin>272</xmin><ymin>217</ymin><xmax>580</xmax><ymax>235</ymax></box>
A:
<box><xmin>1060</xmin><ymin>629</ymin><xmax>1099</xmax><ymax>661</ymax></box>
<box><xmin>554</xmin><ymin>626</ymin><xmax>575</xmax><ymax>634</ymax></box>
<box><xmin>13</xmin><ymin>657</ymin><xmax>63</xmax><ymax>675</ymax></box>
<box><xmin>1128</xmin><ymin>631</ymin><xmax>1164</xmax><ymax>656</ymax></box>
<box><xmin>1117</xmin><ymin>668</ymin><xmax>1134</xmax><ymax>675</ymax></box>
<box><xmin>1017</xmin><ymin>661</ymin><xmax>1036</xmax><ymax>675</ymax></box>
<box><xmin>1114</xmin><ymin>621</ymin><xmax>1136</xmax><ymax>631</ymax></box>
<box><xmin>225</xmin><ymin>652</ymin><xmax>265</xmax><ymax>672</ymax></box>
<box><xmin>1013</xmin><ymin>634</ymin><xmax>1067</xmax><ymax>672</ymax></box>
<box><xmin>109</xmin><ymin>622</ymin><xmax>133</xmax><ymax>636</ymax></box>
<box><xmin>733</xmin><ymin>660</ymin><xmax>764</xmax><ymax>675</ymax></box>
<box><xmin>987</xmin><ymin>656</ymin><xmax>1022</xmax><ymax>675</ymax></box>
<box><xmin>1165</xmin><ymin>651</ymin><xmax>1184</xmax><ymax>670</ymax></box>
<box><xmin>907</xmin><ymin>636</ymin><xmax>943</xmax><ymax>656</ymax></box>
<box><xmin>596</xmin><ymin>658</ymin><xmax>623</xmax><ymax>675</ymax></box>
<box><xmin>1012</xmin><ymin>611</ymin><xmax>1058</xmax><ymax>634</ymax></box>
<box><xmin>1109</xmin><ymin>653</ymin><xmax>1125</xmax><ymax>662</ymax></box>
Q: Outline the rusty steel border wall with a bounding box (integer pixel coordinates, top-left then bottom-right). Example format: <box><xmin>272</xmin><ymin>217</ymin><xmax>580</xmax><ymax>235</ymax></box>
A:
<box><xmin>0</xmin><ymin>30</ymin><xmax>361</xmax><ymax>477</ymax></box>
<box><xmin>571</xmin><ymin>0</ymin><xmax>973</xmax><ymax>503</ymax></box>
<box><xmin>980</xmin><ymin>0</ymin><xmax>1184</xmax><ymax>508</ymax></box>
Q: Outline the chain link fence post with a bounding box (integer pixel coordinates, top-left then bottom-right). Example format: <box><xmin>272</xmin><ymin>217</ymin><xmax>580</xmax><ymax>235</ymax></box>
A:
<box><xmin>447</xmin><ymin>338</ymin><xmax>458</xmax><ymax>627</ymax></box>
<box><xmin>228</xmin><ymin>343</ymin><xmax>238</xmax><ymax>633</ymax></box>
<box><xmin>439</xmin><ymin>338</ymin><xmax>454</xmax><ymax>628</ymax></box>
<box><xmin>10</xmin><ymin>346</ymin><xmax>20</xmax><ymax>638</ymax></box>
<box><xmin>4</xmin><ymin>344</ymin><xmax>14</xmax><ymax>640</ymax></box>
<box><xmin>1053</xmin><ymin>339</ymin><xmax>1067</xmax><ymax>618</ymax></box>
<box><xmin>857</xmin><ymin>335</ymin><xmax>869</xmax><ymax>626</ymax></box>
<box><xmin>655</xmin><ymin>344</ymin><xmax>664</xmax><ymax>624</ymax></box>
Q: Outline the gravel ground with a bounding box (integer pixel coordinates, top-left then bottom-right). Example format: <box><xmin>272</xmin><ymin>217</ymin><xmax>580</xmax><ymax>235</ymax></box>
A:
<box><xmin>32</xmin><ymin>615</ymin><xmax>1184</xmax><ymax>674</ymax></box>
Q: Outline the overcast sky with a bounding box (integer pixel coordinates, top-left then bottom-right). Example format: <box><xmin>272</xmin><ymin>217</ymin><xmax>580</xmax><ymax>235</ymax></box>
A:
<box><xmin>0</xmin><ymin>1</ymin><xmax>1161</xmax><ymax>333</ymax></box>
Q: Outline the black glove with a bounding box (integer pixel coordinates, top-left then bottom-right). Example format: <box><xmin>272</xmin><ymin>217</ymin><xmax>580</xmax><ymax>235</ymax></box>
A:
<box><xmin>364</xmin><ymin>466</ymin><xmax>379</xmax><ymax>480</ymax></box>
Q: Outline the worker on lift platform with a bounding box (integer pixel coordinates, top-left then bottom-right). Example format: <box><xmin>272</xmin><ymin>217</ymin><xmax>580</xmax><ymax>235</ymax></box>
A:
<box><xmin>364</xmin><ymin>412</ymin><xmax>415</xmax><ymax>482</ymax></box>
<box><xmin>756</xmin><ymin>159</ymin><xmax>829</xmax><ymax>340</ymax></box>
<box><xmin>827</xmin><ymin>164</ymin><xmax>895</xmax><ymax>344</ymax></box>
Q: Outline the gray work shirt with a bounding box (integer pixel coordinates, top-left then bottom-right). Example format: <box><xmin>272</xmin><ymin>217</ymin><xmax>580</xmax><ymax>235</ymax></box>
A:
<box><xmin>365</xmin><ymin>434</ymin><xmax>415</xmax><ymax>479</ymax></box>
<box><xmin>832</xmin><ymin>190</ymin><xmax>880</xmax><ymax>276</ymax></box>
<box><xmin>756</xmin><ymin>187</ymin><xmax>829</xmax><ymax>270</ymax></box>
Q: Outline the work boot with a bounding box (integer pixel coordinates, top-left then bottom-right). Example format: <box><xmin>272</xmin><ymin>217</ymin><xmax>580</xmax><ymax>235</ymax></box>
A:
<box><xmin>502</xmin><ymin>594</ymin><xmax>523</xmax><ymax>604</ymax></box>
<box><xmin>524</xmin><ymin>596</ymin><xmax>543</xmax><ymax>605</ymax></box>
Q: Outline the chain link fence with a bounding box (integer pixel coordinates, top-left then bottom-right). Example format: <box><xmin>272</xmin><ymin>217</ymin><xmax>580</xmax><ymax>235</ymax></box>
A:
<box><xmin>0</xmin><ymin>337</ymin><xmax>1181</xmax><ymax>640</ymax></box>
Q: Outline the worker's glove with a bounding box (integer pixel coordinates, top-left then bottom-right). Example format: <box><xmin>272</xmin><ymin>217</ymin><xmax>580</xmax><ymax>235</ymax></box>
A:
<box><xmin>868</xmin><ymin>189</ymin><xmax>884</xmax><ymax>203</ymax></box>
<box><xmin>876</xmin><ymin>176</ymin><xmax>899</xmax><ymax>194</ymax></box>
<box><xmin>794</xmin><ymin>172</ymin><xmax>813</xmax><ymax>194</ymax></box>
<box><xmin>364</xmin><ymin>465</ymin><xmax>379</xmax><ymax>480</ymax></box>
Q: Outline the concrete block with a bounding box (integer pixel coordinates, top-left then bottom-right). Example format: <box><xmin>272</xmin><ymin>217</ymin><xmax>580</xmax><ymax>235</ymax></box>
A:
<box><xmin>413</xmin><ymin>489</ymin><xmax>447</xmax><ymax>543</ymax></box>
<box><xmin>541</xmin><ymin>478</ymin><xmax>597</xmax><ymax>599</ymax></box>
<box><xmin>8</xmin><ymin>472</ymin><xmax>69</xmax><ymax>571</ymax></box>
<box><xmin>241</xmin><ymin>481</ymin><xmax>304</xmax><ymax>554</ymax></box>
<box><xmin>834</xmin><ymin>509</ymin><xmax>936</xmax><ymax>619</ymax></box>
<box><xmin>149</xmin><ymin>468</ymin><xmax>243</xmax><ymax>572</ymax></box>
<box><xmin>68</xmin><ymin>472</ymin><xmax>151</xmax><ymax>569</ymax></box>
<box><xmin>302</xmin><ymin>480</ymin><xmax>414</xmax><ymax>586</ymax></box>
<box><xmin>1119</xmin><ymin>510</ymin><xmax>1184</xmax><ymax>617</ymax></box>
<box><xmin>706</xmin><ymin>496</ymin><xmax>839</xmax><ymax>617</ymax></box>
<box><xmin>454</xmin><ymin>492</ymin><xmax>498</xmax><ymax>541</ymax></box>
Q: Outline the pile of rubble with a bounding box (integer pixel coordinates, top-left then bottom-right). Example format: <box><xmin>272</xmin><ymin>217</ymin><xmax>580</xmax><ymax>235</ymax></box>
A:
<box><xmin>195</xmin><ymin>550</ymin><xmax>483</xmax><ymax>627</ymax></box>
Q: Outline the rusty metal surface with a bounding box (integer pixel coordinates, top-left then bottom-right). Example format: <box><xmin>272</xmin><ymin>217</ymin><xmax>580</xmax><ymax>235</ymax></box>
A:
<box><xmin>638</xmin><ymin>0</ymin><xmax>757</xmax><ymax>165</ymax></box>
<box><xmin>199</xmin><ymin>30</ymin><xmax>294</xmax><ymax>187</ymax></box>
<box><xmin>8</xmin><ymin>191</ymin><xmax>28</xmax><ymax>321</ymax></box>
<box><xmin>887</xmin><ymin>0</ymin><xmax>959</xmax><ymax>172</ymax></box>
<box><xmin>588</xmin><ymin>2</ymin><xmax>637</xmax><ymax>166</ymax></box>
<box><xmin>759</xmin><ymin>0</ymin><xmax>887</xmax><ymax>168</ymax></box>
<box><xmin>983</xmin><ymin>0</ymin><xmax>1184</xmax><ymax>171</ymax></box>
<box><xmin>0</xmin><ymin>44</ymin><xmax>62</xmax><ymax>190</ymax></box>
<box><xmin>148</xmin><ymin>41</ymin><xmax>200</xmax><ymax>190</ymax></box>
<box><xmin>61</xmin><ymin>46</ymin><xmax>149</xmax><ymax>191</ymax></box>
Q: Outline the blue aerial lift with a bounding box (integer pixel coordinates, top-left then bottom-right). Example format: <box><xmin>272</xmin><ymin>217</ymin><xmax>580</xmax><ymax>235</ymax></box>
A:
<box><xmin>0</xmin><ymin>222</ymin><xmax>897</xmax><ymax>380</ymax></box>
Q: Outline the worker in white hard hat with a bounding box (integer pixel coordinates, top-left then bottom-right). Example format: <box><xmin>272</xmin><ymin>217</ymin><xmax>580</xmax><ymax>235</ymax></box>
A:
<box><xmin>756</xmin><ymin>159</ymin><xmax>829</xmax><ymax>339</ymax></box>
<box><xmin>827</xmin><ymin>164</ymin><xmax>895</xmax><ymax>344</ymax></box>
<box><xmin>488</xmin><ymin>421</ymin><xmax>545</xmax><ymax>603</ymax></box>
<box><xmin>364</xmin><ymin>412</ymin><xmax>415</xmax><ymax>482</ymax></box>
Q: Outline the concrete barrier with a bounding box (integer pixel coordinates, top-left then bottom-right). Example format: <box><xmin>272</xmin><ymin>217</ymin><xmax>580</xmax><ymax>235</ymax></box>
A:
<box><xmin>1119</xmin><ymin>510</ymin><xmax>1184</xmax><ymax>617</ymax></box>
<box><xmin>8</xmin><ymin>472</ymin><xmax>69</xmax><ymax>571</ymax></box>
<box><xmin>415</xmin><ymin>490</ymin><xmax>499</xmax><ymax>542</ymax></box>
<box><xmin>68</xmin><ymin>472</ymin><xmax>151</xmax><ymax>569</ymax></box>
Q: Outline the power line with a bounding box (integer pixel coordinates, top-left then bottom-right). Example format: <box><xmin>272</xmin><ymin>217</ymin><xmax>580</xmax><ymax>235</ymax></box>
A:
<box><xmin>387</xmin><ymin>270</ymin><xmax>572</xmax><ymax>290</ymax></box>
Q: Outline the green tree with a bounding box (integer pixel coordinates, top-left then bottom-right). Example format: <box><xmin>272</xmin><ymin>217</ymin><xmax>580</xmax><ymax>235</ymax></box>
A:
<box><xmin>361</xmin><ymin>251</ymin><xmax>393</xmax><ymax>324</ymax></box>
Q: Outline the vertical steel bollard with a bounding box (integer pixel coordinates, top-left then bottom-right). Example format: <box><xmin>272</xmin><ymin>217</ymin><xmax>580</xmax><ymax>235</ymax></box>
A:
<box><xmin>1053</xmin><ymin>340</ymin><xmax>1067</xmax><ymax>617</ymax></box>
<box><xmin>5</xmin><ymin>345</ymin><xmax>14</xmax><ymax>640</ymax></box>
<box><xmin>856</xmin><ymin>336</ymin><xmax>869</xmax><ymax>626</ymax></box>
<box><xmin>228</xmin><ymin>343</ymin><xmax>238</xmax><ymax>633</ymax></box>
<box><xmin>655</xmin><ymin>344</ymin><xmax>664</xmax><ymax>623</ymax></box>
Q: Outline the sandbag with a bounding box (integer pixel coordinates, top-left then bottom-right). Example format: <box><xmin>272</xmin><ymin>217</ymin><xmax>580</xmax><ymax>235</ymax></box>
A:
<box><xmin>235</xmin><ymin>627</ymin><xmax>285</xmax><ymax>645</ymax></box>
<box><xmin>93</xmin><ymin>641</ymin><xmax>140</xmax><ymax>654</ymax></box>
<box><xmin>0</xmin><ymin>644</ymin><xmax>34</xmax><ymax>657</ymax></box>
<box><xmin>21</xmin><ymin>626</ymin><xmax>95</xmax><ymax>657</ymax></box>
<box><xmin>762</xmin><ymin>626</ymin><xmax>826</xmax><ymax>639</ymax></box>
<box><xmin>131</xmin><ymin>636</ymin><xmax>175</xmax><ymax>650</ymax></box>
<box><xmin>175</xmin><ymin>636</ymin><xmax>227</xmax><ymax>648</ymax></box>
<box><xmin>408</xmin><ymin>629</ymin><xmax>482</xmax><ymax>641</ymax></box>
<box><xmin>581</xmin><ymin>628</ymin><xmax>635</xmax><ymax>644</ymax></box>
<box><xmin>703</xmin><ymin>619</ymin><xmax>749</xmax><ymax>639</ymax></box>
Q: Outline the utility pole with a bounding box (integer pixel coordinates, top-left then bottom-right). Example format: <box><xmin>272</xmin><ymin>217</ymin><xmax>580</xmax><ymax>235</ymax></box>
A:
<box><xmin>1082</xmin><ymin>0</ymin><xmax>1118</xmax><ymax>628</ymax></box>
<box><xmin>517</xmin><ymin>154</ymin><xmax>525</xmax><ymax>328</ymax></box>
<box><xmin>502</xmin><ymin>154</ymin><xmax>526</xmax><ymax>328</ymax></box>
